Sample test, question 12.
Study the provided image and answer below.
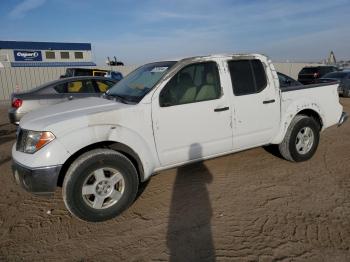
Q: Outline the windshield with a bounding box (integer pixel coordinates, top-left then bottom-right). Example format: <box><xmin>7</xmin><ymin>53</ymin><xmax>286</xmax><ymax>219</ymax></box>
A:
<box><xmin>322</xmin><ymin>72</ymin><xmax>348</xmax><ymax>79</ymax></box>
<box><xmin>106</xmin><ymin>61</ymin><xmax>176</xmax><ymax>103</ymax></box>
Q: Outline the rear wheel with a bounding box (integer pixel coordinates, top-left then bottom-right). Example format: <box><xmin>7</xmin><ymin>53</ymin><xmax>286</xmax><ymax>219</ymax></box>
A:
<box><xmin>63</xmin><ymin>149</ymin><xmax>139</xmax><ymax>222</ymax></box>
<box><xmin>278</xmin><ymin>115</ymin><xmax>320</xmax><ymax>162</ymax></box>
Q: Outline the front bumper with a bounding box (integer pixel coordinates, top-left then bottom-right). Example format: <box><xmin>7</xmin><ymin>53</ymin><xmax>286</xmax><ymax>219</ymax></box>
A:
<box><xmin>8</xmin><ymin>108</ymin><xmax>23</xmax><ymax>125</ymax></box>
<box><xmin>12</xmin><ymin>160</ymin><xmax>62</xmax><ymax>195</ymax></box>
<box><xmin>338</xmin><ymin>112</ymin><xmax>348</xmax><ymax>127</ymax></box>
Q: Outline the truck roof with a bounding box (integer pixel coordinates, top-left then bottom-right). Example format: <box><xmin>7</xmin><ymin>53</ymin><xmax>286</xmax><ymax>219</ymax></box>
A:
<box><xmin>157</xmin><ymin>53</ymin><xmax>268</xmax><ymax>63</ymax></box>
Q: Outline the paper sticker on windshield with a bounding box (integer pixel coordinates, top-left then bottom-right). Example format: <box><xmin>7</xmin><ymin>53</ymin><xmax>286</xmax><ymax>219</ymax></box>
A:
<box><xmin>151</xmin><ymin>67</ymin><xmax>168</xmax><ymax>73</ymax></box>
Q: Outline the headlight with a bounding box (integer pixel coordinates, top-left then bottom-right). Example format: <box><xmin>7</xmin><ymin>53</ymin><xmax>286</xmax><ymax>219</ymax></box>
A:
<box><xmin>23</xmin><ymin>131</ymin><xmax>55</xmax><ymax>154</ymax></box>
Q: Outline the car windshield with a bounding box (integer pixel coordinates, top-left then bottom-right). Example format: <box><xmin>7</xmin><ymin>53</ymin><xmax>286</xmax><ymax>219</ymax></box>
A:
<box><xmin>106</xmin><ymin>61</ymin><xmax>176</xmax><ymax>103</ymax></box>
<box><xmin>322</xmin><ymin>72</ymin><xmax>348</xmax><ymax>79</ymax></box>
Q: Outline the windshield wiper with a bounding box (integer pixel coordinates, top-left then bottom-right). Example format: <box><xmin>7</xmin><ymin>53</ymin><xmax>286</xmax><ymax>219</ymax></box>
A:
<box><xmin>103</xmin><ymin>93</ymin><xmax>128</xmax><ymax>104</ymax></box>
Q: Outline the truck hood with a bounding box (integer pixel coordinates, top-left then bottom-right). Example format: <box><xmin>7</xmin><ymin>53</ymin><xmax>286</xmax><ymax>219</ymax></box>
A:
<box><xmin>20</xmin><ymin>97</ymin><xmax>132</xmax><ymax>133</ymax></box>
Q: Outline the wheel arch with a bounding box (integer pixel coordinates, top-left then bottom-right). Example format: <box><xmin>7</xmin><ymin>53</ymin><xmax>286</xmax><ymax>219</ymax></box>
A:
<box><xmin>296</xmin><ymin>109</ymin><xmax>323</xmax><ymax>129</ymax></box>
<box><xmin>57</xmin><ymin>141</ymin><xmax>145</xmax><ymax>187</ymax></box>
<box><xmin>271</xmin><ymin>104</ymin><xmax>324</xmax><ymax>144</ymax></box>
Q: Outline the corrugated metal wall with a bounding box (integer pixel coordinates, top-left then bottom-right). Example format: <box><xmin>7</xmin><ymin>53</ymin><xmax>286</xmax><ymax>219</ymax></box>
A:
<box><xmin>0</xmin><ymin>63</ymin><xmax>321</xmax><ymax>101</ymax></box>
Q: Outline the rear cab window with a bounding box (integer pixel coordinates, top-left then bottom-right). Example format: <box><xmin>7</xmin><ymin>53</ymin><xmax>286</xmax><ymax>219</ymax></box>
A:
<box><xmin>227</xmin><ymin>59</ymin><xmax>267</xmax><ymax>96</ymax></box>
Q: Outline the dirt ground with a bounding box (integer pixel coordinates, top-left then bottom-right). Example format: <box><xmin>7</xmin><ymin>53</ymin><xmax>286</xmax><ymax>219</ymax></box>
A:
<box><xmin>0</xmin><ymin>99</ymin><xmax>350</xmax><ymax>262</ymax></box>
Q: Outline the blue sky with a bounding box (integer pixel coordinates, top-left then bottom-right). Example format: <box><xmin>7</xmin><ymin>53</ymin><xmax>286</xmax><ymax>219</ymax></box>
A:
<box><xmin>0</xmin><ymin>0</ymin><xmax>349</xmax><ymax>65</ymax></box>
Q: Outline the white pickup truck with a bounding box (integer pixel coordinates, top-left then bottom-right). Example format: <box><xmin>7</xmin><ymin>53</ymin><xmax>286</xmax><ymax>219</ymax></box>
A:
<box><xmin>12</xmin><ymin>54</ymin><xmax>347</xmax><ymax>222</ymax></box>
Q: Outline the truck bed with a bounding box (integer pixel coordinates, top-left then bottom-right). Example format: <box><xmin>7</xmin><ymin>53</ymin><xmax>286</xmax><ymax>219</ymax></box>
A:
<box><xmin>280</xmin><ymin>82</ymin><xmax>342</xmax><ymax>131</ymax></box>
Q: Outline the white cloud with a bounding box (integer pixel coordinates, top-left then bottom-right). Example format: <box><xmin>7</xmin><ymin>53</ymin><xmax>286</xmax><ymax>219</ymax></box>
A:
<box><xmin>260</xmin><ymin>26</ymin><xmax>350</xmax><ymax>62</ymax></box>
<box><xmin>9</xmin><ymin>0</ymin><xmax>46</xmax><ymax>19</ymax></box>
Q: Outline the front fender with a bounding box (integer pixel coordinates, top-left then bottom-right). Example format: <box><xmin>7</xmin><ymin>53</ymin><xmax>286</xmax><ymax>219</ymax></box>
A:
<box><xmin>58</xmin><ymin>124</ymin><xmax>159</xmax><ymax>181</ymax></box>
<box><xmin>108</xmin><ymin>125</ymin><xmax>159</xmax><ymax>180</ymax></box>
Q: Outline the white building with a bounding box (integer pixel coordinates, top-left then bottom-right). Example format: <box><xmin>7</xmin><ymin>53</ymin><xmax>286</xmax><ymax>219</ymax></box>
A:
<box><xmin>0</xmin><ymin>40</ymin><xmax>96</xmax><ymax>68</ymax></box>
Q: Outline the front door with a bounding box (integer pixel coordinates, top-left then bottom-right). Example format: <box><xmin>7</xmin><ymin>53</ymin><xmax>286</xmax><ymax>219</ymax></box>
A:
<box><xmin>152</xmin><ymin>61</ymin><xmax>233</xmax><ymax>167</ymax></box>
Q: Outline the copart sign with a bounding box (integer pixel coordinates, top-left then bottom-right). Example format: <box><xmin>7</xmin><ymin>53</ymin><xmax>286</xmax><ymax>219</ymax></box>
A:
<box><xmin>14</xmin><ymin>50</ymin><xmax>42</xmax><ymax>61</ymax></box>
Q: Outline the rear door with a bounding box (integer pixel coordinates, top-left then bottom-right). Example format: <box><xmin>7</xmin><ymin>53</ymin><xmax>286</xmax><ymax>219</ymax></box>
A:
<box><xmin>37</xmin><ymin>82</ymin><xmax>69</xmax><ymax>107</ymax></box>
<box><xmin>227</xmin><ymin>58</ymin><xmax>280</xmax><ymax>150</ymax></box>
<box><xmin>38</xmin><ymin>79</ymin><xmax>100</xmax><ymax>107</ymax></box>
<box><xmin>152</xmin><ymin>61</ymin><xmax>233</xmax><ymax>167</ymax></box>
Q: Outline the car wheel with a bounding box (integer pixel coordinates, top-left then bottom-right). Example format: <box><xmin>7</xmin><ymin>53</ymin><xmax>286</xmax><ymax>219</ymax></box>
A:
<box><xmin>62</xmin><ymin>149</ymin><xmax>139</xmax><ymax>222</ymax></box>
<box><xmin>278</xmin><ymin>115</ymin><xmax>320</xmax><ymax>162</ymax></box>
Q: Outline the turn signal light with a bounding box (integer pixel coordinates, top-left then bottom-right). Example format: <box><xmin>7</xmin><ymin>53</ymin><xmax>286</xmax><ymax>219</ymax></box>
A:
<box><xmin>35</xmin><ymin>132</ymin><xmax>55</xmax><ymax>150</ymax></box>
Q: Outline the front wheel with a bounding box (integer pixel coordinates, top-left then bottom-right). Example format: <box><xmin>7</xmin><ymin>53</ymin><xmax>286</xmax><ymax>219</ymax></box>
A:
<box><xmin>62</xmin><ymin>149</ymin><xmax>139</xmax><ymax>222</ymax></box>
<box><xmin>278</xmin><ymin>115</ymin><xmax>320</xmax><ymax>162</ymax></box>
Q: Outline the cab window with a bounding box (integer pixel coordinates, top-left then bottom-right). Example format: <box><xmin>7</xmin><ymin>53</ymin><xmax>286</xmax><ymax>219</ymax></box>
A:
<box><xmin>159</xmin><ymin>62</ymin><xmax>221</xmax><ymax>107</ymax></box>
<box><xmin>54</xmin><ymin>80</ymin><xmax>96</xmax><ymax>93</ymax></box>
<box><xmin>95</xmin><ymin>80</ymin><xmax>115</xmax><ymax>92</ymax></box>
<box><xmin>228</xmin><ymin>59</ymin><xmax>267</xmax><ymax>96</ymax></box>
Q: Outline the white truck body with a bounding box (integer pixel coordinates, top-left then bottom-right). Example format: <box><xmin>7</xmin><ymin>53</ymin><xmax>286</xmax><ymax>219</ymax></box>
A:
<box><xmin>11</xmin><ymin>54</ymin><xmax>346</xmax><ymax>221</ymax></box>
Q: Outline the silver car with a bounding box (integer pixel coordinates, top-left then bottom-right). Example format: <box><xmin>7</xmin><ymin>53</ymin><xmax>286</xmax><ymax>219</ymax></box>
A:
<box><xmin>8</xmin><ymin>76</ymin><xmax>118</xmax><ymax>124</ymax></box>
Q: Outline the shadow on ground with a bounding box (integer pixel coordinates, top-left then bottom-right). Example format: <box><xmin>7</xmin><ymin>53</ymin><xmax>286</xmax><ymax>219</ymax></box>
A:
<box><xmin>167</xmin><ymin>144</ymin><xmax>215</xmax><ymax>262</ymax></box>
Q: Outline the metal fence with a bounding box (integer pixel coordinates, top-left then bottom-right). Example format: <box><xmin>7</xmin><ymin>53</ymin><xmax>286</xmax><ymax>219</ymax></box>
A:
<box><xmin>0</xmin><ymin>62</ymin><xmax>321</xmax><ymax>101</ymax></box>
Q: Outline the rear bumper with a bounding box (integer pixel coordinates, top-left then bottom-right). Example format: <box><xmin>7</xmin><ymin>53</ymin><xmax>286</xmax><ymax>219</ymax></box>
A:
<box><xmin>338</xmin><ymin>112</ymin><xmax>348</xmax><ymax>127</ymax></box>
<box><xmin>12</xmin><ymin>160</ymin><xmax>62</xmax><ymax>195</ymax></box>
<box><xmin>8</xmin><ymin>108</ymin><xmax>23</xmax><ymax>125</ymax></box>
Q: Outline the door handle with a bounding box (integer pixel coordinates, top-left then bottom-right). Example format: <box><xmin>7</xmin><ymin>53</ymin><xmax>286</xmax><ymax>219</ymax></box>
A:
<box><xmin>214</xmin><ymin>106</ymin><xmax>229</xmax><ymax>112</ymax></box>
<box><xmin>263</xmin><ymin>99</ymin><xmax>275</xmax><ymax>104</ymax></box>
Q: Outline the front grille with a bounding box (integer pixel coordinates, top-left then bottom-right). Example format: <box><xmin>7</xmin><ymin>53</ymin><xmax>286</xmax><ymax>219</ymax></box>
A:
<box><xmin>16</xmin><ymin>129</ymin><xmax>28</xmax><ymax>152</ymax></box>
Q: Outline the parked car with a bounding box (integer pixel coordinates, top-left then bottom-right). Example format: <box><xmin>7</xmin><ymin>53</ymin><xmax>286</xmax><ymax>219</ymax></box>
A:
<box><xmin>60</xmin><ymin>68</ymin><xmax>123</xmax><ymax>80</ymax></box>
<box><xmin>12</xmin><ymin>54</ymin><xmax>347</xmax><ymax>222</ymax></box>
<box><xmin>277</xmin><ymin>72</ymin><xmax>302</xmax><ymax>88</ymax></box>
<box><xmin>298</xmin><ymin>66</ymin><xmax>338</xmax><ymax>84</ymax></box>
<box><xmin>316</xmin><ymin>71</ymin><xmax>350</xmax><ymax>97</ymax></box>
<box><xmin>8</xmin><ymin>76</ymin><xmax>117</xmax><ymax>124</ymax></box>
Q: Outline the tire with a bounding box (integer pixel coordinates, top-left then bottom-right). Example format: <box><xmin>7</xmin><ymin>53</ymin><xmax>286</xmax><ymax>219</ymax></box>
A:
<box><xmin>62</xmin><ymin>149</ymin><xmax>139</xmax><ymax>222</ymax></box>
<box><xmin>278</xmin><ymin>115</ymin><xmax>320</xmax><ymax>162</ymax></box>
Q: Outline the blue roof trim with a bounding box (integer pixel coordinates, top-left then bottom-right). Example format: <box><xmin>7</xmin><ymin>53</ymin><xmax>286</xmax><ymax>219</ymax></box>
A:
<box><xmin>0</xmin><ymin>41</ymin><xmax>91</xmax><ymax>51</ymax></box>
<box><xmin>11</xmin><ymin>62</ymin><xmax>96</xmax><ymax>67</ymax></box>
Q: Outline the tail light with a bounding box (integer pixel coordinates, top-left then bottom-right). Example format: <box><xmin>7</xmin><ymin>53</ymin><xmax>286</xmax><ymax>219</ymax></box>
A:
<box><xmin>12</xmin><ymin>98</ymin><xmax>23</xmax><ymax>109</ymax></box>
